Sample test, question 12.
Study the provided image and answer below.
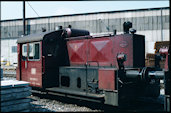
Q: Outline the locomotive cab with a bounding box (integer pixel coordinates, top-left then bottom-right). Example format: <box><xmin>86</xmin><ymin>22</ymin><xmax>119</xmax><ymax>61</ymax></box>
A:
<box><xmin>16</xmin><ymin>30</ymin><xmax>70</xmax><ymax>88</ymax></box>
<box><xmin>16</xmin><ymin>28</ymin><xmax>90</xmax><ymax>89</ymax></box>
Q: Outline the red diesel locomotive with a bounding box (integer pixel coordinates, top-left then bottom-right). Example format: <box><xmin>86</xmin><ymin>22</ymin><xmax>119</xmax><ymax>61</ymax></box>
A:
<box><xmin>16</xmin><ymin>22</ymin><xmax>169</xmax><ymax>108</ymax></box>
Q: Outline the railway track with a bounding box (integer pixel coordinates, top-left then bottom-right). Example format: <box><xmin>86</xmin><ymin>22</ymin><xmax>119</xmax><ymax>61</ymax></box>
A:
<box><xmin>31</xmin><ymin>90</ymin><xmax>104</xmax><ymax>111</ymax></box>
<box><xmin>3</xmin><ymin>71</ymin><xmax>16</xmax><ymax>75</ymax></box>
<box><xmin>30</xmin><ymin>88</ymin><xmax>164</xmax><ymax>112</ymax></box>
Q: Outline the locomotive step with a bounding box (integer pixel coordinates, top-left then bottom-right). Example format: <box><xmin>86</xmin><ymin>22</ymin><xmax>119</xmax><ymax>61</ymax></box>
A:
<box><xmin>46</xmin><ymin>87</ymin><xmax>104</xmax><ymax>103</ymax></box>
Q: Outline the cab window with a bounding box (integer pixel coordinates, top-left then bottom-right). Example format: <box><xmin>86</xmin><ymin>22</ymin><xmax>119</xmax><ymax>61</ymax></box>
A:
<box><xmin>21</xmin><ymin>42</ymin><xmax>40</xmax><ymax>61</ymax></box>
<box><xmin>22</xmin><ymin>44</ymin><xmax>27</xmax><ymax>60</ymax></box>
<box><xmin>28</xmin><ymin>42</ymin><xmax>40</xmax><ymax>60</ymax></box>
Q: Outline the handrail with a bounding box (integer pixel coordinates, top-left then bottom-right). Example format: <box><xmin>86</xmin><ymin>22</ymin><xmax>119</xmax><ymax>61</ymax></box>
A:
<box><xmin>65</xmin><ymin>33</ymin><xmax>113</xmax><ymax>41</ymax></box>
<box><xmin>86</xmin><ymin>61</ymin><xmax>99</xmax><ymax>67</ymax></box>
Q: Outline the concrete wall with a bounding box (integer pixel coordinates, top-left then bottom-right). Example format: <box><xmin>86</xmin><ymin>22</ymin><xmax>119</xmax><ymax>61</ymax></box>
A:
<box><xmin>0</xmin><ymin>7</ymin><xmax>170</xmax><ymax>65</ymax></box>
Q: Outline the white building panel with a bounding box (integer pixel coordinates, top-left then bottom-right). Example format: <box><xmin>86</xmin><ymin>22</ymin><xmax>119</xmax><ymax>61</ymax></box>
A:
<box><xmin>144</xmin><ymin>10</ymin><xmax>153</xmax><ymax>17</ymax></box>
<box><xmin>76</xmin><ymin>15</ymin><xmax>83</xmax><ymax>21</ymax></box>
<box><xmin>162</xmin><ymin>9</ymin><xmax>169</xmax><ymax>15</ymax></box>
<box><xmin>37</xmin><ymin>18</ymin><xmax>49</xmax><ymax>24</ymax></box>
<box><xmin>30</xmin><ymin>19</ymin><xmax>36</xmax><ymax>25</ymax></box>
<box><xmin>96</xmin><ymin>13</ymin><xmax>105</xmax><ymax>20</ymax></box>
<box><xmin>49</xmin><ymin>17</ymin><xmax>57</xmax><ymax>23</ymax></box>
<box><xmin>56</xmin><ymin>17</ymin><xmax>63</xmax><ymax>23</ymax></box>
<box><xmin>146</xmin><ymin>41</ymin><xmax>156</xmax><ymax>54</ymax></box>
<box><xmin>1</xmin><ymin>39</ymin><xmax>18</xmax><ymax>65</ymax></box>
<box><xmin>124</xmin><ymin>12</ymin><xmax>133</xmax><ymax>18</ymax></box>
<box><xmin>163</xmin><ymin>29</ymin><xmax>170</xmax><ymax>41</ymax></box>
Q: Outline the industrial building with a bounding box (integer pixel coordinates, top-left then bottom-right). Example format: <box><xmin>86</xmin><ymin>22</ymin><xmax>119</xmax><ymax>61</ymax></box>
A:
<box><xmin>0</xmin><ymin>7</ymin><xmax>170</xmax><ymax>65</ymax></box>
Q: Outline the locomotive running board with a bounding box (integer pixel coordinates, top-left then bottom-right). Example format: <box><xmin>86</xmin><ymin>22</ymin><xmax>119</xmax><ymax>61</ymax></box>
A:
<box><xmin>46</xmin><ymin>87</ymin><xmax>105</xmax><ymax>103</ymax></box>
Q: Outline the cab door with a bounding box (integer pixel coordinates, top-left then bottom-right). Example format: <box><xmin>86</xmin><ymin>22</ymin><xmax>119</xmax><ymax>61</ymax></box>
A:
<box><xmin>21</xmin><ymin>43</ymin><xmax>29</xmax><ymax>82</ymax></box>
<box><xmin>21</xmin><ymin>42</ymin><xmax>42</xmax><ymax>88</ymax></box>
<box><xmin>27</xmin><ymin>42</ymin><xmax>42</xmax><ymax>88</ymax></box>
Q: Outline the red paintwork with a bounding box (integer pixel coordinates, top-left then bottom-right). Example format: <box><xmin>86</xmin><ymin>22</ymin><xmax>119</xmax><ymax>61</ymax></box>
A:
<box><xmin>16</xmin><ymin>44</ymin><xmax>21</xmax><ymax>80</ymax></box>
<box><xmin>20</xmin><ymin>43</ymin><xmax>28</xmax><ymax>83</ymax></box>
<box><xmin>88</xmin><ymin>38</ymin><xmax>113</xmax><ymax>66</ymax></box>
<box><xmin>28</xmin><ymin>42</ymin><xmax>42</xmax><ymax>88</ymax></box>
<box><xmin>159</xmin><ymin>48</ymin><xmax>169</xmax><ymax>71</ymax></box>
<box><xmin>67</xmin><ymin>39</ymin><xmax>88</xmax><ymax>65</ymax></box>
<box><xmin>112</xmin><ymin>34</ymin><xmax>133</xmax><ymax>68</ymax></box>
<box><xmin>67</xmin><ymin>34</ymin><xmax>134</xmax><ymax>67</ymax></box>
<box><xmin>165</xmin><ymin>53</ymin><xmax>169</xmax><ymax>71</ymax></box>
<box><xmin>67</xmin><ymin>37</ymin><xmax>113</xmax><ymax>66</ymax></box>
<box><xmin>17</xmin><ymin>32</ymin><xmax>143</xmax><ymax>89</ymax></box>
<box><xmin>98</xmin><ymin>68</ymin><xmax>116</xmax><ymax>91</ymax></box>
<box><xmin>17</xmin><ymin>42</ymin><xmax>43</xmax><ymax>88</ymax></box>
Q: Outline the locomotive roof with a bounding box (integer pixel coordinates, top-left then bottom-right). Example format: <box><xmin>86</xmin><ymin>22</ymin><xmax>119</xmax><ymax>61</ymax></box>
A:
<box><xmin>17</xmin><ymin>31</ymin><xmax>53</xmax><ymax>43</ymax></box>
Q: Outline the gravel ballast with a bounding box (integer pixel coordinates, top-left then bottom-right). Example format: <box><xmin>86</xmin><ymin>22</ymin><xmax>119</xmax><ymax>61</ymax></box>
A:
<box><xmin>30</xmin><ymin>95</ymin><xmax>102</xmax><ymax>112</ymax></box>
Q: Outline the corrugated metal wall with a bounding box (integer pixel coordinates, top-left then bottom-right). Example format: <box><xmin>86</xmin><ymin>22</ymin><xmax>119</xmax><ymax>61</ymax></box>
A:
<box><xmin>0</xmin><ymin>7</ymin><xmax>170</xmax><ymax>65</ymax></box>
<box><xmin>1</xmin><ymin>7</ymin><xmax>169</xmax><ymax>38</ymax></box>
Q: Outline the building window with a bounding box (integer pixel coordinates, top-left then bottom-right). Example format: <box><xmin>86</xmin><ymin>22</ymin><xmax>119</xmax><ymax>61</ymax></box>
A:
<box><xmin>12</xmin><ymin>46</ymin><xmax>17</xmax><ymax>53</ymax></box>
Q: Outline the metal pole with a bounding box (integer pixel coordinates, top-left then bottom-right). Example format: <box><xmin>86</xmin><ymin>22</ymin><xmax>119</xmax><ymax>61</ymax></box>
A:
<box><xmin>0</xmin><ymin>1</ymin><xmax>1</xmax><ymax>20</ymax></box>
<box><xmin>161</xmin><ymin>8</ymin><xmax>163</xmax><ymax>41</ymax></box>
<box><xmin>0</xmin><ymin>1</ymin><xmax>1</xmax><ymax>37</ymax></box>
<box><xmin>23</xmin><ymin>1</ymin><xmax>26</xmax><ymax>35</ymax></box>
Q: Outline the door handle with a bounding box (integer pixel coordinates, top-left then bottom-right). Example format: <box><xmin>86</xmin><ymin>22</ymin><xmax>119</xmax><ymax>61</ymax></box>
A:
<box><xmin>42</xmin><ymin>56</ymin><xmax>45</xmax><ymax>74</ymax></box>
<box><xmin>25</xmin><ymin>61</ymin><xmax>27</xmax><ymax>69</ymax></box>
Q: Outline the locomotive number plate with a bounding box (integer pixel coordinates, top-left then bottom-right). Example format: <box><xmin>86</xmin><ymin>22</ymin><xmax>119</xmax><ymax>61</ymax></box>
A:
<box><xmin>31</xmin><ymin>68</ymin><xmax>36</xmax><ymax>75</ymax></box>
<box><xmin>119</xmin><ymin>41</ymin><xmax>128</xmax><ymax>48</ymax></box>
